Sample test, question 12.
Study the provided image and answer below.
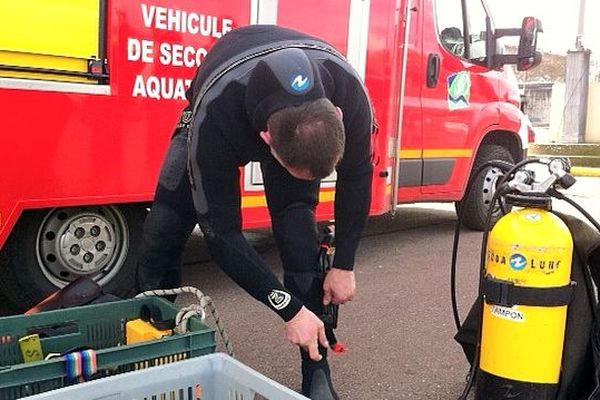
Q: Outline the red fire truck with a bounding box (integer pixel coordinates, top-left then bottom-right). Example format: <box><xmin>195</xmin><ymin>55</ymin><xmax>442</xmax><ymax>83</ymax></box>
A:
<box><xmin>0</xmin><ymin>0</ymin><xmax>539</xmax><ymax>307</ymax></box>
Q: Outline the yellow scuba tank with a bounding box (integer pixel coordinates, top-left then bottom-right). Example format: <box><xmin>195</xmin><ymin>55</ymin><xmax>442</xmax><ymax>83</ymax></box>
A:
<box><xmin>451</xmin><ymin>157</ymin><xmax>590</xmax><ymax>399</ymax></box>
<box><xmin>477</xmin><ymin>205</ymin><xmax>574</xmax><ymax>398</ymax></box>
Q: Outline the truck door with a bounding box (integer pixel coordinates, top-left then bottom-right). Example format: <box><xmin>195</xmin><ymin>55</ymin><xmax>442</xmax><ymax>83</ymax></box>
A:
<box><xmin>395</xmin><ymin>0</ymin><xmax>424</xmax><ymax>200</ymax></box>
<box><xmin>276</xmin><ymin>1</ymin><xmax>352</xmax><ymax>55</ymax></box>
<box><xmin>0</xmin><ymin>0</ymin><xmax>106</xmax><ymax>85</ymax></box>
<box><xmin>419</xmin><ymin>0</ymin><xmax>494</xmax><ymax>195</ymax></box>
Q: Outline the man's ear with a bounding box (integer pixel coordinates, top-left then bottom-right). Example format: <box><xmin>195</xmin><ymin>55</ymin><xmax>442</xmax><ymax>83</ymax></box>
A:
<box><xmin>335</xmin><ymin>106</ymin><xmax>343</xmax><ymax>120</ymax></box>
<box><xmin>260</xmin><ymin>130</ymin><xmax>272</xmax><ymax>146</ymax></box>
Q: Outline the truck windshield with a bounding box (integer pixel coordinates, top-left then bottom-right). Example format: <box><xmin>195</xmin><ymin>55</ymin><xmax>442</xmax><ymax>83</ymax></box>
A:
<box><xmin>435</xmin><ymin>0</ymin><xmax>465</xmax><ymax>57</ymax></box>
<box><xmin>465</xmin><ymin>0</ymin><xmax>488</xmax><ymax>62</ymax></box>
<box><xmin>435</xmin><ymin>0</ymin><xmax>490</xmax><ymax>65</ymax></box>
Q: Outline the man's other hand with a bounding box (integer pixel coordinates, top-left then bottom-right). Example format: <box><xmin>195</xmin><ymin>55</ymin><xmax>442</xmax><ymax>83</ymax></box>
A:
<box><xmin>284</xmin><ymin>306</ymin><xmax>329</xmax><ymax>361</ymax></box>
<box><xmin>322</xmin><ymin>268</ymin><xmax>355</xmax><ymax>306</ymax></box>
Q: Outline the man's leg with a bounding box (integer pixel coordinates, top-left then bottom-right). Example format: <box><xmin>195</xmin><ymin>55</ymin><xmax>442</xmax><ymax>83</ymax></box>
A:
<box><xmin>261</xmin><ymin>159</ymin><xmax>339</xmax><ymax>400</ymax></box>
<box><xmin>137</xmin><ymin>133</ymin><xmax>197</xmax><ymax>294</ymax></box>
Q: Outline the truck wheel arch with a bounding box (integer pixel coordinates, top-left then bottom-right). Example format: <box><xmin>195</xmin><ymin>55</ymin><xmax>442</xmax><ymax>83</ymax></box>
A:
<box><xmin>0</xmin><ymin>204</ymin><xmax>147</xmax><ymax>309</ymax></box>
<box><xmin>457</xmin><ymin>130</ymin><xmax>521</xmax><ymax>231</ymax></box>
<box><xmin>479</xmin><ymin>129</ymin><xmax>523</xmax><ymax>164</ymax></box>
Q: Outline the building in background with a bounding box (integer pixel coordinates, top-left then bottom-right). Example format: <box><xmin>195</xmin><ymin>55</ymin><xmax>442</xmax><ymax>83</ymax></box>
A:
<box><xmin>517</xmin><ymin>49</ymin><xmax>599</xmax><ymax>144</ymax></box>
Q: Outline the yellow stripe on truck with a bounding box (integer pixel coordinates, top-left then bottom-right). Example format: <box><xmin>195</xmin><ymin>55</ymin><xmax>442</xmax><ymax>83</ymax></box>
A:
<box><xmin>242</xmin><ymin>191</ymin><xmax>336</xmax><ymax>208</ymax></box>
<box><xmin>398</xmin><ymin>149</ymin><xmax>422</xmax><ymax>158</ymax></box>
<box><xmin>398</xmin><ymin>148</ymin><xmax>473</xmax><ymax>158</ymax></box>
<box><xmin>423</xmin><ymin>149</ymin><xmax>473</xmax><ymax>158</ymax></box>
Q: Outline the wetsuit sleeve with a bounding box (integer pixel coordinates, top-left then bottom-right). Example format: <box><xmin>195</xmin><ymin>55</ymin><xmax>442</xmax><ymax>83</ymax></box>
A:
<box><xmin>194</xmin><ymin>118</ymin><xmax>303</xmax><ymax>321</ymax></box>
<box><xmin>332</xmin><ymin>75</ymin><xmax>373</xmax><ymax>271</ymax></box>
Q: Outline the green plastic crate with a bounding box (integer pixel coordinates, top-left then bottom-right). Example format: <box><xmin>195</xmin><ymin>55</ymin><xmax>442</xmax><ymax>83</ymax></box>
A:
<box><xmin>0</xmin><ymin>297</ymin><xmax>215</xmax><ymax>400</ymax></box>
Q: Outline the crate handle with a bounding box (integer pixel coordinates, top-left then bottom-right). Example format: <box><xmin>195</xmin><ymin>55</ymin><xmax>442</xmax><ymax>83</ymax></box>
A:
<box><xmin>27</xmin><ymin>321</ymin><xmax>80</xmax><ymax>338</ymax></box>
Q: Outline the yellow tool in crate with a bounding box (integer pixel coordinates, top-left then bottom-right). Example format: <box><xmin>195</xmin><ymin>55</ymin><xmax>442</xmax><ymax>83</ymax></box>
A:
<box><xmin>18</xmin><ymin>334</ymin><xmax>44</xmax><ymax>363</ymax></box>
<box><xmin>126</xmin><ymin>304</ymin><xmax>174</xmax><ymax>345</ymax></box>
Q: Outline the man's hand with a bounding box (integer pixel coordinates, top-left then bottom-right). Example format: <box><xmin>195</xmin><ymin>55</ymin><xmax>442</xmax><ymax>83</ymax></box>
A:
<box><xmin>322</xmin><ymin>268</ymin><xmax>355</xmax><ymax>306</ymax></box>
<box><xmin>284</xmin><ymin>306</ymin><xmax>329</xmax><ymax>361</ymax></box>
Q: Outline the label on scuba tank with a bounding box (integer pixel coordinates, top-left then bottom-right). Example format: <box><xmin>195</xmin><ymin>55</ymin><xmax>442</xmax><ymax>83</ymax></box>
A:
<box><xmin>509</xmin><ymin>253</ymin><xmax>527</xmax><ymax>271</ymax></box>
<box><xmin>489</xmin><ymin>305</ymin><xmax>525</xmax><ymax>323</ymax></box>
<box><xmin>523</xmin><ymin>212</ymin><xmax>542</xmax><ymax>222</ymax></box>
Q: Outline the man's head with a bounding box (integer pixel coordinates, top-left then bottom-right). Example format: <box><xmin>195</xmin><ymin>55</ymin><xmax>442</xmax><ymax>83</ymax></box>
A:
<box><xmin>261</xmin><ymin>98</ymin><xmax>345</xmax><ymax>180</ymax></box>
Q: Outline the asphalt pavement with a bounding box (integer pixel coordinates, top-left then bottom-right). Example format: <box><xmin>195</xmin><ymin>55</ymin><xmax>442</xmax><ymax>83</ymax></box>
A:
<box><xmin>175</xmin><ymin>175</ymin><xmax>600</xmax><ymax>399</ymax></box>
<box><xmin>177</xmin><ymin>206</ymin><xmax>484</xmax><ymax>399</ymax></box>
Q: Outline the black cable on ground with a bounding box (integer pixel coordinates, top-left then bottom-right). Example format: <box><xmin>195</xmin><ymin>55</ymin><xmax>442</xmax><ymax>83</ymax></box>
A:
<box><xmin>451</xmin><ymin>160</ymin><xmax>514</xmax><ymax>400</ymax></box>
<box><xmin>451</xmin><ymin>160</ymin><xmax>514</xmax><ymax>331</ymax></box>
<box><xmin>589</xmin><ymin>303</ymin><xmax>600</xmax><ymax>400</ymax></box>
<box><xmin>549</xmin><ymin>189</ymin><xmax>600</xmax><ymax>233</ymax></box>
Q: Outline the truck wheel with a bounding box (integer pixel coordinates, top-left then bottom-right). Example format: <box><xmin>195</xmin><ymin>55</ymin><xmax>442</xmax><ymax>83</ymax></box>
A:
<box><xmin>0</xmin><ymin>204</ymin><xmax>146</xmax><ymax>309</ymax></box>
<box><xmin>457</xmin><ymin>144</ymin><xmax>514</xmax><ymax>231</ymax></box>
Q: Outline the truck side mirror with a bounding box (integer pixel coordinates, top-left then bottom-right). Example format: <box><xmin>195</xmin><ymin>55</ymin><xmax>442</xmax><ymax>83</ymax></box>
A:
<box><xmin>517</xmin><ymin>17</ymin><xmax>543</xmax><ymax>71</ymax></box>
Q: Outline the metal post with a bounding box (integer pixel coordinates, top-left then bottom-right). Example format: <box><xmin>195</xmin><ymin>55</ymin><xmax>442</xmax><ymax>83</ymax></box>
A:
<box><xmin>562</xmin><ymin>0</ymin><xmax>590</xmax><ymax>143</ymax></box>
<box><xmin>575</xmin><ymin>0</ymin><xmax>586</xmax><ymax>50</ymax></box>
<box><xmin>562</xmin><ymin>49</ymin><xmax>591</xmax><ymax>143</ymax></box>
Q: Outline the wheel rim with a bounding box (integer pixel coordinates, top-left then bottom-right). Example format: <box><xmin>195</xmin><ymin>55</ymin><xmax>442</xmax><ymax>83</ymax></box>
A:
<box><xmin>36</xmin><ymin>206</ymin><xmax>129</xmax><ymax>288</ymax></box>
<box><xmin>481</xmin><ymin>166</ymin><xmax>504</xmax><ymax>215</ymax></box>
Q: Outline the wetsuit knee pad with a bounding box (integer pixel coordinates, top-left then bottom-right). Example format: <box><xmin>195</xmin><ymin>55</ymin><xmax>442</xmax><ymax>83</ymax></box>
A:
<box><xmin>271</xmin><ymin>203</ymin><xmax>319</xmax><ymax>273</ymax></box>
<box><xmin>154</xmin><ymin>180</ymin><xmax>195</xmax><ymax>219</ymax></box>
<box><xmin>143</xmin><ymin>204</ymin><xmax>195</xmax><ymax>249</ymax></box>
<box><xmin>196</xmin><ymin>212</ymin><xmax>236</xmax><ymax>241</ymax></box>
<box><xmin>284</xmin><ymin>271</ymin><xmax>323</xmax><ymax>314</ymax></box>
<box><xmin>272</xmin><ymin>202</ymin><xmax>317</xmax><ymax>237</ymax></box>
<box><xmin>158</xmin><ymin>134</ymin><xmax>188</xmax><ymax>191</ymax></box>
<box><xmin>138</xmin><ymin>203</ymin><xmax>195</xmax><ymax>293</ymax></box>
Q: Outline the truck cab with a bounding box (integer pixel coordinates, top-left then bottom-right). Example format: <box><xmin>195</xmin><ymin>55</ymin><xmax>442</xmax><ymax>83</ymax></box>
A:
<box><xmin>394</xmin><ymin>0</ymin><xmax>538</xmax><ymax>230</ymax></box>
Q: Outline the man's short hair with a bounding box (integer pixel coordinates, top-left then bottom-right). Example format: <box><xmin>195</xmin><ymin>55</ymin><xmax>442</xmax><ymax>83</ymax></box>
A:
<box><xmin>267</xmin><ymin>98</ymin><xmax>345</xmax><ymax>179</ymax></box>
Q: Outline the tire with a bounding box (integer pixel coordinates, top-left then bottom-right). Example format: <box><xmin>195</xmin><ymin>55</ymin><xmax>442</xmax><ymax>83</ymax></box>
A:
<box><xmin>457</xmin><ymin>144</ymin><xmax>514</xmax><ymax>231</ymax></box>
<box><xmin>0</xmin><ymin>204</ymin><xmax>146</xmax><ymax>310</ymax></box>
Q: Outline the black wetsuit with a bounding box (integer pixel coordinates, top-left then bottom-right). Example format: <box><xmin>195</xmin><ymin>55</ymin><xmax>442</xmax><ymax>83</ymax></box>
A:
<box><xmin>138</xmin><ymin>25</ymin><xmax>373</xmax><ymax>323</ymax></box>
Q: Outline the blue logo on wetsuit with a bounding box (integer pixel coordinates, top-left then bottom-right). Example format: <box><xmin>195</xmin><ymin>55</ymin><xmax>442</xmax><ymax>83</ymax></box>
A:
<box><xmin>290</xmin><ymin>74</ymin><xmax>310</xmax><ymax>92</ymax></box>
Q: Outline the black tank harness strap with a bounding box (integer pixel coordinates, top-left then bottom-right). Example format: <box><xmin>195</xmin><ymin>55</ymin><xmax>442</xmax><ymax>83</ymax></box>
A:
<box><xmin>482</xmin><ymin>276</ymin><xmax>577</xmax><ymax>308</ymax></box>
